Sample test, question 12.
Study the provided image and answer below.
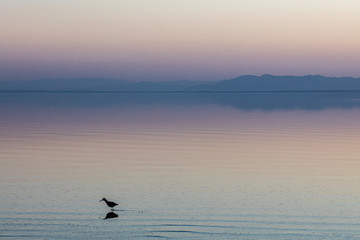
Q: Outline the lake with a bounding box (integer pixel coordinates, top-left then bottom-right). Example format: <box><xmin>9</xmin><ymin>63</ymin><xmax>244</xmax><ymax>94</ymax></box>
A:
<box><xmin>1</xmin><ymin>92</ymin><xmax>360</xmax><ymax>239</ymax></box>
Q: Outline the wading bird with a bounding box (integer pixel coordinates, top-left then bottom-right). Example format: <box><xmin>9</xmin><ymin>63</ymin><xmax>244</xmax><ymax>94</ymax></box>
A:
<box><xmin>100</xmin><ymin>198</ymin><xmax>118</xmax><ymax>209</ymax></box>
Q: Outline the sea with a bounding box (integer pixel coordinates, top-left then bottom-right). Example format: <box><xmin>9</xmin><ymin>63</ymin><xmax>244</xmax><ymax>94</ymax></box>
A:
<box><xmin>1</xmin><ymin>92</ymin><xmax>360</xmax><ymax>239</ymax></box>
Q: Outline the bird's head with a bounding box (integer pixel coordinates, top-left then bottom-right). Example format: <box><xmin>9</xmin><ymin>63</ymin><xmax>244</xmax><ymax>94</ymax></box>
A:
<box><xmin>99</xmin><ymin>198</ymin><xmax>106</xmax><ymax>202</ymax></box>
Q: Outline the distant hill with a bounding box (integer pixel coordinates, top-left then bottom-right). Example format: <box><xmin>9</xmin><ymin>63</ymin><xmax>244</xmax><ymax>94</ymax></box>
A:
<box><xmin>189</xmin><ymin>74</ymin><xmax>360</xmax><ymax>92</ymax></box>
<box><xmin>0</xmin><ymin>78</ymin><xmax>208</xmax><ymax>92</ymax></box>
<box><xmin>1</xmin><ymin>75</ymin><xmax>360</xmax><ymax>92</ymax></box>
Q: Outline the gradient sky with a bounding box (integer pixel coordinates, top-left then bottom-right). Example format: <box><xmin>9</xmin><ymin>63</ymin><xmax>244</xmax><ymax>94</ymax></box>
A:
<box><xmin>1</xmin><ymin>0</ymin><xmax>360</xmax><ymax>81</ymax></box>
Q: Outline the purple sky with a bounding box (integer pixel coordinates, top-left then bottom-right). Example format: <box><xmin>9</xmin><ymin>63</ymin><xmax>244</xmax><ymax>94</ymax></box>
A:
<box><xmin>1</xmin><ymin>0</ymin><xmax>360</xmax><ymax>81</ymax></box>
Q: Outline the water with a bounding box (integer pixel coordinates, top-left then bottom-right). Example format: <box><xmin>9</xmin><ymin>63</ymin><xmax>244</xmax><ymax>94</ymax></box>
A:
<box><xmin>1</xmin><ymin>92</ymin><xmax>360</xmax><ymax>239</ymax></box>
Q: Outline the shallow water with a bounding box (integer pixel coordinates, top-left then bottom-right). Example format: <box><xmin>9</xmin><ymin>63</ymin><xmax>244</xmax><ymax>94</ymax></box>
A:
<box><xmin>1</xmin><ymin>92</ymin><xmax>360</xmax><ymax>239</ymax></box>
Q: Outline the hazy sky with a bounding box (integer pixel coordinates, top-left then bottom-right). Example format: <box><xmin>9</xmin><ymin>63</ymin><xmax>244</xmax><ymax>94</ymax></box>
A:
<box><xmin>1</xmin><ymin>0</ymin><xmax>360</xmax><ymax>81</ymax></box>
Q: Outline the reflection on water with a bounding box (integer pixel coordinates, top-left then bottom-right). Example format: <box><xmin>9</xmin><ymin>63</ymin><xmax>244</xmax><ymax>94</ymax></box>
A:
<box><xmin>2</xmin><ymin>91</ymin><xmax>360</xmax><ymax>110</ymax></box>
<box><xmin>102</xmin><ymin>212</ymin><xmax>118</xmax><ymax>220</ymax></box>
<box><xmin>1</xmin><ymin>92</ymin><xmax>360</xmax><ymax>239</ymax></box>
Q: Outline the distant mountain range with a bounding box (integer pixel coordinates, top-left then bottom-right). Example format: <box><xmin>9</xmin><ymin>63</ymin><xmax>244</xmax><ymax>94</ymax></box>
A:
<box><xmin>2</xmin><ymin>74</ymin><xmax>360</xmax><ymax>92</ymax></box>
<box><xmin>0</xmin><ymin>78</ymin><xmax>206</xmax><ymax>92</ymax></box>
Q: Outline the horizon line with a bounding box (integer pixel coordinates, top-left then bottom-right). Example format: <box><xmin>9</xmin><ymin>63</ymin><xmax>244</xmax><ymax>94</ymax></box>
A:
<box><xmin>2</xmin><ymin>73</ymin><xmax>360</xmax><ymax>83</ymax></box>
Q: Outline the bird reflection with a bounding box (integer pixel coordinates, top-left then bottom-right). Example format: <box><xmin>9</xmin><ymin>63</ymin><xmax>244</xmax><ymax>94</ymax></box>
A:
<box><xmin>102</xmin><ymin>211</ymin><xmax>118</xmax><ymax>220</ymax></box>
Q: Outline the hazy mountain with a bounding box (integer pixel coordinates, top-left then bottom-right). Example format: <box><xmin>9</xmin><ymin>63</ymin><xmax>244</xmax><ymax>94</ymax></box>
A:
<box><xmin>189</xmin><ymin>74</ymin><xmax>360</xmax><ymax>92</ymax></box>
<box><xmin>0</xmin><ymin>78</ymin><xmax>126</xmax><ymax>91</ymax></box>
<box><xmin>0</xmin><ymin>78</ymin><xmax>214</xmax><ymax>91</ymax></box>
<box><xmin>1</xmin><ymin>75</ymin><xmax>360</xmax><ymax>91</ymax></box>
<box><xmin>0</xmin><ymin>78</ymin><xmax>209</xmax><ymax>91</ymax></box>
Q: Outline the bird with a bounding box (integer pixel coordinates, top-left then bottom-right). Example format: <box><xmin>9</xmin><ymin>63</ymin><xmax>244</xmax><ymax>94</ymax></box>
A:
<box><xmin>100</xmin><ymin>197</ymin><xmax>118</xmax><ymax>209</ymax></box>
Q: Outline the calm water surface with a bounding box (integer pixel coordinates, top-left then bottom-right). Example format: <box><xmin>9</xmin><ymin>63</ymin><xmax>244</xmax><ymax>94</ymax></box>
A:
<box><xmin>1</xmin><ymin>92</ymin><xmax>360</xmax><ymax>239</ymax></box>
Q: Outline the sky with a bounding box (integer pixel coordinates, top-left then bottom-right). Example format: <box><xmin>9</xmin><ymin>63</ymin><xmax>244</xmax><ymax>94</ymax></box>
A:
<box><xmin>1</xmin><ymin>0</ymin><xmax>360</xmax><ymax>81</ymax></box>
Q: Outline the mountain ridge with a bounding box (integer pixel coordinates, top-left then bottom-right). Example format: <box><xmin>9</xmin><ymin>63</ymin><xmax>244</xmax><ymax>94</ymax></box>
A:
<box><xmin>1</xmin><ymin>75</ymin><xmax>360</xmax><ymax>92</ymax></box>
<box><xmin>188</xmin><ymin>74</ymin><xmax>360</xmax><ymax>92</ymax></box>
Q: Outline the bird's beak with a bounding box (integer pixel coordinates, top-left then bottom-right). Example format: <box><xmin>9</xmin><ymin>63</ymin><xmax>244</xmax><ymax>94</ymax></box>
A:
<box><xmin>99</xmin><ymin>199</ymin><xmax>103</xmax><ymax>202</ymax></box>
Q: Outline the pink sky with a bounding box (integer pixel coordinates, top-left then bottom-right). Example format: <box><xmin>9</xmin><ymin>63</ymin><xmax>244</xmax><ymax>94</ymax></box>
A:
<box><xmin>1</xmin><ymin>0</ymin><xmax>360</xmax><ymax>81</ymax></box>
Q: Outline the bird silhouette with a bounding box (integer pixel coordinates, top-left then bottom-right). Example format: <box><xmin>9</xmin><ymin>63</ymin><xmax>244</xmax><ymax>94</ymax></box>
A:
<box><xmin>101</xmin><ymin>211</ymin><xmax>118</xmax><ymax>220</ymax></box>
<box><xmin>100</xmin><ymin>197</ymin><xmax>118</xmax><ymax>209</ymax></box>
